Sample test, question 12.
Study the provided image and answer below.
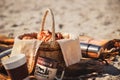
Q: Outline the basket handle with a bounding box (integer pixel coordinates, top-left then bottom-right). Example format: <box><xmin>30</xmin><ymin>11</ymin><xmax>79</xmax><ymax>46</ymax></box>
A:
<box><xmin>40</xmin><ymin>8</ymin><xmax>55</xmax><ymax>42</ymax></box>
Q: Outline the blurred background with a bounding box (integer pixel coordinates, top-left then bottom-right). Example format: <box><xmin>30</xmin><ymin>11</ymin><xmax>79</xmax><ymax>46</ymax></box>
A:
<box><xmin>0</xmin><ymin>0</ymin><xmax>120</xmax><ymax>39</ymax></box>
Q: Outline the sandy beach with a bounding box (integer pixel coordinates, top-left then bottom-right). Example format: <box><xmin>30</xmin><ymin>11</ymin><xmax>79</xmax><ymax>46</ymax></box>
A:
<box><xmin>0</xmin><ymin>0</ymin><xmax>120</xmax><ymax>39</ymax></box>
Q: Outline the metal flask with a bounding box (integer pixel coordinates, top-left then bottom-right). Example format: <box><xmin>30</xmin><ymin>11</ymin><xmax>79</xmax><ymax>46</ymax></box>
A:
<box><xmin>80</xmin><ymin>43</ymin><xmax>102</xmax><ymax>58</ymax></box>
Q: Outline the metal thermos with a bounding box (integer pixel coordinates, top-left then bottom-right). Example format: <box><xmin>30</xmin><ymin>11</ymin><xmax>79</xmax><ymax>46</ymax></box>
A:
<box><xmin>80</xmin><ymin>43</ymin><xmax>102</xmax><ymax>58</ymax></box>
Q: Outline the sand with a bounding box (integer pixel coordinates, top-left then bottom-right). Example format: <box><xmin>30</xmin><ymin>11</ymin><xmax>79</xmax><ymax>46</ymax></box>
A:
<box><xmin>0</xmin><ymin>0</ymin><xmax>120</xmax><ymax>39</ymax></box>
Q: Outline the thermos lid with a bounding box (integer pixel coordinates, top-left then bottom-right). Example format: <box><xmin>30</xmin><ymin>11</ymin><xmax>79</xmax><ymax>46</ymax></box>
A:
<box><xmin>80</xmin><ymin>43</ymin><xmax>89</xmax><ymax>51</ymax></box>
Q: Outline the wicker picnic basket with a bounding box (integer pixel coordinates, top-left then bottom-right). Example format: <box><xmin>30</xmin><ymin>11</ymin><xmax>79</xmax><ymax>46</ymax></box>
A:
<box><xmin>37</xmin><ymin>8</ymin><xmax>66</xmax><ymax>69</ymax></box>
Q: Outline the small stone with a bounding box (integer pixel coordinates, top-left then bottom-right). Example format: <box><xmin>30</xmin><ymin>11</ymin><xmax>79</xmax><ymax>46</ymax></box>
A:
<box><xmin>103</xmin><ymin>21</ymin><xmax>111</xmax><ymax>26</ymax></box>
<box><xmin>0</xmin><ymin>25</ymin><xmax>4</xmax><ymax>29</ymax></box>
<box><xmin>58</xmin><ymin>24</ymin><xmax>64</xmax><ymax>29</ymax></box>
<box><xmin>11</xmin><ymin>24</ymin><xmax>18</xmax><ymax>27</ymax></box>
